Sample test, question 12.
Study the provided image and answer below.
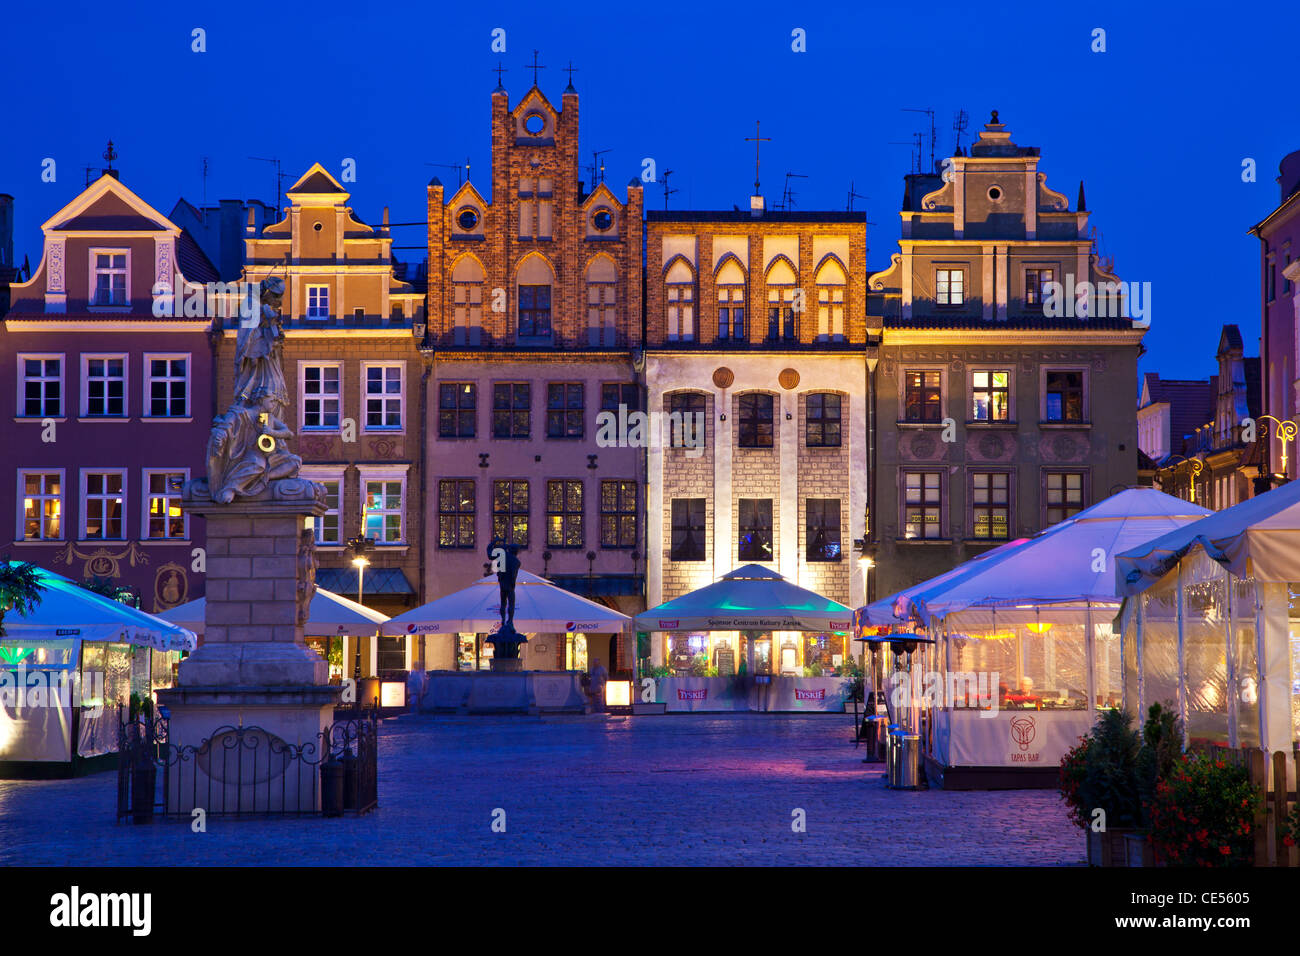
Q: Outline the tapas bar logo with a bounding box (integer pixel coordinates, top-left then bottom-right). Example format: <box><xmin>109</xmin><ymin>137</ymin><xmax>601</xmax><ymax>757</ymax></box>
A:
<box><xmin>1010</xmin><ymin>715</ymin><xmax>1037</xmax><ymax>751</ymax></box>
<box><xmin>677</xmin><ymin>687</ymin><xmax>708</xmax><ymax>701</ymax></box>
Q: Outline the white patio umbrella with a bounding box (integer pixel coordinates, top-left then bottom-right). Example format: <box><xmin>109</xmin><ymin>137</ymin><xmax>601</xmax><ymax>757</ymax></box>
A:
<box><xmin>635</xmin><ymin>565</ymin><xmax>854</xmax><ymax>632</ymax></box>
<box><xmin>158</xmin><ymin>586</ymin><xmax>388</xmax><ymax>637</ymax></box>
<box><xmin>381</xmin><ymin>570</ymin><xmax>630</xmax><ymax>636</ymax></box>
<box><xmin>0</xmin><ymin>563</ymin><xmax>196</xmax><ymax>652</ymax></box>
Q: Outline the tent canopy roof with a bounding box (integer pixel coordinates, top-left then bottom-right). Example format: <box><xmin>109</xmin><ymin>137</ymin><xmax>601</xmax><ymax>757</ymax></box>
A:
<box><xmin>1</xmin><ymin>563</ymin><xmax>196</xmax><ymax>651</ymax></box>
<box><xmin>636</xmin><ymin>565</ymin><xmax>853</xmax><ymax>632</ymax></box>
<box><xmin>382</xmin><ymin>570</ymin><xmax>629</xmax><ymax>636</ymax></box>
<box><xmin>159</xmin><ymin>587</ymin><xmax>388</xmax><ymax>637</ymax></box>
<box><xmin>1115</xmin><ymin>478</ymin><xmax>1300</xmax><ymax>594</ymax></box>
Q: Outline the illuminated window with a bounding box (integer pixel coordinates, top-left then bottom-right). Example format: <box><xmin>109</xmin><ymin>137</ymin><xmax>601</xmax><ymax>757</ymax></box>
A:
<box><xmin>83</xmin><ymin>470</ymin><xmax>125</xmax><ymax>540</ymax></box>
<box><xmin>546</xmin><ymin>480</ymin><xmax>584</xmax><ymax>548</ymax></box>
<box><xmin>438</xmin><ymin>480</ymin><xmax>476</xmax><ymax>549</ymax></box>
<box><xmin>1045</xmin><ymin>370</ymin><xmax>1085</xmax><ymax>423</ymax></box>
<box><xmin>806</xmin><ymin>498</ymin><xmax>841</xmax><ymax>561</ymax></box>
<box><xmin>363</xmin><ymin>476</ymin><xmax>405</xmax><ymax>544</ymax></box>
<box><xmin>452</xmin><ymin>257</ymin><xmax>484</xmax><ymax>346</ymax></box>
<box><xmin>666</xmin><ymin>259</ymin><xmax>695</xmax><ymax>342</ymax></box>
<box><xmin>600</xmin><ymin>480</ymin><xmax>637</xmax><ymax>548</ymax></box>
<box><xmin>492</xmin><ymin>480</ymin><xmax>529</xmax><ymax>547</ymax></box>
<box><xmin>970</xmin><ymin>471</ymin><xmax>1010</xmax><ymax>539</ymax></box>
<box><xmin>20</xmin><ymin>471</ymin><xmax>62</xmax><ymax>541</ymax></box>
<box><xmin>902</xmin><ymin>471</ymin><xmax>942</xmax><ymax>539</ymax></box>
<box><xmin>738</xmin><ymin>498</ymin><xmax>773</xmax><ymax>561</ymax></box>
<box><xmin>317</xmin><ymin>478</ymin><xmax>342</xmax><ymax>545</ymax></box>
<box><xmin>904</xmin><ymin>370</ymin><xmax>942</xmax><ymax>422</ymax></box>
<box><xmin>1024</xmin><ymin>268</ymin><xmax>1054</xmax><ymax>307</ymax></box>
<box><xmin>815</xmin><ymin>258</ymin><xmax>846</xmax><ymax>340</ymax></box>
<box><xmin>144</xmin><ymin>470</ymin><xmax>187</xmax><ymax>539</ymax></box>
<box><xmin>971</xmin><ymin>370</ymin><xmax>1011</xmax><ymax>422</ymax></box>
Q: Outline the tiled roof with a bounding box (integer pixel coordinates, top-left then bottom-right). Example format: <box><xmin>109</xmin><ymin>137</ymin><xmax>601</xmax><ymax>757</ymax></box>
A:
<box><xmin>176</xmin><ymin>230</ymin><xmax>218</xmax><ymax>284</ymax></box>
<box><xmin>882</xmin><ymin>316</ymin><xmax>1139</xmax><ymax>330</ymax></box>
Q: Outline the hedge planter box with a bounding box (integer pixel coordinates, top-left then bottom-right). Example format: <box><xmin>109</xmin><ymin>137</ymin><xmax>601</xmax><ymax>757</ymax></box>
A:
<box><xmin>1087</xmin><ymin>828</ymin><xmax>1150</xmax><ymax>867</ymax></box>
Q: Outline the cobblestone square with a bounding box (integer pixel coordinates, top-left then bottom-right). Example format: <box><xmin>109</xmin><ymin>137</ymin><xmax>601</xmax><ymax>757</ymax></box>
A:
<box><xmin>0</xmin><ymin>714</ymin><xmax>1083</xmax><ymax>866</ymax></box>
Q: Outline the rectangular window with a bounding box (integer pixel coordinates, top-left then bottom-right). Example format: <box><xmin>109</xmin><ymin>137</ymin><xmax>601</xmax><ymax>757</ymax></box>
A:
<box><xmin>670</xmin><ymin>498</ymin><xmax>706</xmax><ymax>562</ymax></box>
<box><xmin>806</xmin><ymin>498</ymin><xmax>841</xmax><ymax>561</ymax></box>
<box><xmin>302</xmin><ymin>364</ymin><xmax>341</xmax><ymax>429</ymax></box>
<box><xmin>316</xmin><ymin>479</ymin><xmax>342</xmax><ymax>545</ymax></box>
<box><xmin>20</xmin><ymin>355</ymin><xmax>62</xmax><ymax>418</ymax></box>
<box><xmin>492</xmin><ymin>480</ymin><xmax>529</xmax><ymax>547</ymax></box>
<box><xmin>20</xmin><ymin>471</ymin><xmax>62</xmax><ymax>541</ymax></box>
<box><xmin>806</xmin><ymin>393</ymin><xmax>841</xmax><ymax>447</ymax></box>
<box><xmin>936</xmin><ymin>268</ymin><xmax>964</xmax><ymax>306</ymax></box>
<box><xmin>902</xmin><ymin>471</ymin><xmax>942</xmax><ymax>540</ymax></box>
<box><xmin>970</xmin><ymin>472</ymin><xmax>1010</xmax><ymax>540</ymax></box>
<box><xmin>738</xmin><ymin>393</ymin><xmax>774</xmax><ymax>448</ymax></box>
<box><xmin>767</xmin><ymin>288</ymin><xmax>796</xmax><ymax>341</ymax></box>
<box><xmin>83</xmin><ymin>470</ymin><xmax>125</xmax><ymax>540</ymax></box>
<box><xmin>600</xmin><ymin>480</ymin><xmax>637</xmax><ymax>548</ymax></box>
<box><xmin>1044</xmin><ymin>471</ymin><xmax>1085</xmax><ymax>526</ymax></box>
<box><xmin>738</xmin><ymin>498</ymin><xmax>774</xmax><ymax>561</ymax></box>
<box><xmin>145</xmin><ymin>355</ymin><xmax>189</xmax><ymax>418</ymax></box>
<box><xmin>144</xmin><ymin>470</ymin><xmax>187</xmax><ymax>540</ymax></box>
<box><xmin>364</xmin><ymin>363</ymin><xmax>403</xmax><ymax>430</ymax></box>
<box><xmin>971</xmin><ymin>370</ymin><xmax>1011</xmax><ymax>422</ymax></box>
<box><xmin>363</xmin><ymin>478</ymin><xmax>404</xmax><ymax>544</ymax></box>
<box><xmin>1045</xmin><ymin>370</ymin><xmax>1085</xmax><ymax>423</ymax></box>
<box><xmin>669</xmin><ymin>392</ymin><xmax>707</xmax><ymax>448</ymax></box>
<box><xmin>546</xmin><ymin>480</ymin><xmax>584</xmax><ymax>548</ymax></box>
<box><xmin>1024</xmin><ymin>268</ymin><xmax>1054</xmax><ymax>307</ymax></box>
<box><xmin>306</xmin><ymin>285</ymin><xmax>330</xmax><ymax>319</ymax></box>
<box><xmin>438</xmin><ymin>479</ymin><xmax>476</xmax><ymax>549</ymax></box>
<box><xmin>84</xmin><ymin>356</ymin><xmax>126</xmax><ymax>417</ymax></box>
<box><xmin>492</xmin><ymin>383</ymin><xmax>531</xmax><ymax>438</ymax></box>
<box><xmin>519</xmin><ymin>284</ymin><xmax>552</xmax><ymax>337</ymax></box>
<box><xmin>438</xmin><ymin>382</ymin><xmax>476</xmax><ymax>438</ymax></box>
<box><xmin>817</xmin><ymin>286</ymin><xmax>845</xmax><ymax>339</ymax></box>
<box><xmin>93</xmin><ymin>252</ymin><xmax>127</xmax><ymax>306</ymax></box>
<box><xmin>718</xmin><ymin>287</ymin><xmax>745</xmax><ymax>341</ymax></box>
<box><xmin>546</xmin><ymin>383</ymin><xmax>584</xmax><ymax>439</ymax></box>
<box><xmin>904</xmin><ymin>370</ymin><xmax>942</xmax><ymax>422</ymax></box>
<box><xmin>600</xmin><ymin>383</ymin><xmax>639</xmax><ymax>414</ymax></box>
<box><xmin>667</xmin><ymin>284</ymin><xmax>695</xmax><ymax>341</ymax></box>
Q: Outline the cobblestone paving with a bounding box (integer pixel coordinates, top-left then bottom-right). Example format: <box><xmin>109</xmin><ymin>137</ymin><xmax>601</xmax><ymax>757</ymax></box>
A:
<box><xmin>0</xmin><ymin>714</ymin><xmax>1083</xmax><ymax>866</ymax></box>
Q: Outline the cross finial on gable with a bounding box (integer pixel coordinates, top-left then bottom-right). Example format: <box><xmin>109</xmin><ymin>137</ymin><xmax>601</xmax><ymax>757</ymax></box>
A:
<box><xmin>528</xmin><ymin>50</ymin><xmax>546</xmax><ymax>86</ymax></box>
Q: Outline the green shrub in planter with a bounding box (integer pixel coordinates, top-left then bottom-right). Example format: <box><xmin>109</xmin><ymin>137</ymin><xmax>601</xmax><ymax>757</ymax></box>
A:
<box><xmin>1149</xmin><ymin>753</ymin><xmax>1259</xmax><ymax>866</ymax></box>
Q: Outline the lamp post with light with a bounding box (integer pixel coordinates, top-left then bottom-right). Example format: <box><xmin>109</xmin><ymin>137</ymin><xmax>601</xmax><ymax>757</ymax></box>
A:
<box><xmin>346</xmin><ymin>533</ymin><xmax>374</xmax><ymax>681</ymax></box>
<box><xmin>1257</xmin><ymin>414</ymin><xmax>1298</xmax><ymax>485</ymax></box>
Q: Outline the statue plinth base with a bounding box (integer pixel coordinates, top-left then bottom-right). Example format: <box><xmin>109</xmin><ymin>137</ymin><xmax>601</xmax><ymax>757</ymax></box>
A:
<box><xmin>489</xmin><ymin>658</ymin><xmax>524</xmax><ymax>673</ymax></box>
<box><xmin>158</xmin><ymin>476</ymin><xmax>339</xmax><ymax>814</ymax></box>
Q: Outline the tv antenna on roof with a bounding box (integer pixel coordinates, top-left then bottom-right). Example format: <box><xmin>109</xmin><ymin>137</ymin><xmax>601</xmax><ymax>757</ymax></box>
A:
<box><xmin>661</xmin><ymin>169</ymin><xmax>679</xmax><ymax>210</ymax></box>
<box><xmin>248</xmin><ymin>156</ymin><xmax>287</xmax><ymax>211</ymax></box>
<box><xmin>846</xmin><ymin>180</ymin><xmax>868</xmax><ymax>212</ymax></box>
<box><xmin>202</xmin><ymin>156</ymin><xmax>210</xmax><ymax>203</ymax></box>
<box><xmin>902</xmin><ymin>108</ymin><xmax>936</xmax><ymax>173</ymax></box>
<box><xmin>777</xmin><ymin>172</ymin><xmax>808</xmax><ymax>211</ymax></box>
<box><xmin>426</xmin><ymin>158</ymin><xmax>471</xmax><ymax>188</ymax></box>
<box><xmin>587</xmin><ymin>149</ymin><xmax>611</xmax><ymax>189</ymax></box>
<box><xmin>888</xmin><ymin>134</ymin><xmax>924</xmax><ymax>174</ymax></box>
<box><xmin>952</xmin><ymin>109</ymin><xmax>971</xmax><ymax>155</ymax></box>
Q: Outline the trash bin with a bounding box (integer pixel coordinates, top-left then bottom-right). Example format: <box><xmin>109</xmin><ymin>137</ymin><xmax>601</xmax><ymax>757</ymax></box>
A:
<box><xmin>862</xmin><ymin>715</ymin><xmax>888</xmax><ymax>763</ymax></box>
<box><xmin>321</xmin><ymin>757</ymin><xmax>344</xmax><ymax>817</ymax></box>
<box><xmin>887</xmin><ymin>728</ymin><xmax>924</xmax><ymax>790</ymax></box>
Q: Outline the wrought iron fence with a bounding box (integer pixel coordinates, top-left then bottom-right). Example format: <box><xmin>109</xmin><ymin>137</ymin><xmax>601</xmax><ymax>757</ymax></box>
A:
<box><xmin>116</xmin><ymin>710</ymin><xmax>378</xmax><ymax>823</ymax></box>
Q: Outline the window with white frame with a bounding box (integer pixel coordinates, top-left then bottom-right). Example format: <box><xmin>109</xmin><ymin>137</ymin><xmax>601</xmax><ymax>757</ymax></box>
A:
<box><xmin>815</xmin><ymin>259</ymin><xmax>846</xmax><ymax>340</ymax></box>
<box><xmin>970</xmin><ymin>471</ymin><xmax>1010</xmax><ymax>539</ymax></box>
<box><xmin>301</xmin><ymin>467</ymin><xmax>345</xmax><ymax>546</ymax></box>
<box><xmin>83</xmin><ymin>355</ymin><xmax>126</xmax><ymax>417</ymax></box>
<box><xmin>1024</xmin><ymin>267</ymin><xmax>1054</xmax><ymax>307</ymax></box>
<box><xmin>665</xmin><ymin>260</ymin><xmax>695</xmax><ymax>342</ymax></box>
<box><xmin>19</xmin><ymin>470</ymin><xmax>63</xmax><ymax>541</ymax></box>
<box><xmin>143</xmin><ymin>470</ymin><xmax>188</xmax><ymax>539</ymax></box>
<box><xmin>936</xmin><ymin>268</ymin><xmax>964</xmax><ymax>307</ymax></box>
<box><xmin>716</xmin><ymin>259</ymin><xmax>746</xmax><ymax>342</ymax></box>
<box><xmin>363</xmin><ymin>363</ymin><xmax>403</xmax><ymax>430</ymax></box>
<box><xmin>1043</xmin><ymin>470</ymin><xmax>1086</xmax><ymax>526</ymax></box>
<box><xmin>971</xmin><ymin>369</ymin><xmax>1011</xmax><ymax>422</ymax></box>
<box><xmin>19</xmin><ymin>355</ymin><xmax>63</xmax><ymax>418</ymax></box>
<box><xmin>360</xmin><ymin>468</ymin><xmax>406</xmax><ymax>544</ymax></box>
<box><xmin>92</xmin><ymin>251</ymin><xmax>128</xmax><ymax>306</ymax></box>
<box><xmin>301</xmin><ymin>363</ymin><xmax>341</xmax><ymax>430</ymax></box>
<box><xmin>902</xmin><ymin>471</ymin><xmax>943</xmax><ymax>539</ymax></box>
<box><xmin>306</xmin><ymin>285</ymin><xmax>330</xmax><ymax>319</ymax></box>
<box><xmin>145</xmin><ymin>355</ymin><xmax>189</xmax><ymax>418</ymax></box>
<box><xmin>82</xmin><ymin>470</ymin><xmax>126</xmax><ymax>540</ymax></box>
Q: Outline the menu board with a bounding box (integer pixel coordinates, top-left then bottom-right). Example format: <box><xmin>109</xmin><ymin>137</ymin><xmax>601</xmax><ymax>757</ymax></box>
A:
<box><xmin>714</xmin><ymin>645</ymin><xmax>735</xmax><ymax>676</ymax></box>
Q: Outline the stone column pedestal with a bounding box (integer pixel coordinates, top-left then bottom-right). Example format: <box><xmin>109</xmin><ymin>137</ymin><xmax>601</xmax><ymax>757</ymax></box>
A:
<box><xmin>157</xmin><ymin>477</ymin><xmax>341</xmax><ymax>814</ymax></box>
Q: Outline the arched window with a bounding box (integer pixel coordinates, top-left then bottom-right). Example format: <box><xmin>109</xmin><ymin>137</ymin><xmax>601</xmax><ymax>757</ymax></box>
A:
<box><xmin>815</xmin><ymin>258</ymin><xmax>846</xmax><ymax>341</ymax></box>
<box><xmin>452</xmin><ymin>256</ymin><xmax>484</xmax><ymax>346</ymax></box>
<box><xmin>716</xmin><ymin>258</ymin><xmax>746</xmax><ymax>342</ymax></box>
<box><xmin>517</xmin><ymin>256</ymin><xmax>554</xmax><ymax>341</ymax></box>
<box><xmin>766</xmin><ymin>258</ymin><xmax>797</xmax><ymax>342</ymax></box>
<box><xmin>665</xmin><ymin>259</ymin><xmax>695</xmax><ymax>342</ymax></box>
<box><xmin>586</xmin><ymin>257</ymin><xmax>618</xmax><ymax>347</ymax></box>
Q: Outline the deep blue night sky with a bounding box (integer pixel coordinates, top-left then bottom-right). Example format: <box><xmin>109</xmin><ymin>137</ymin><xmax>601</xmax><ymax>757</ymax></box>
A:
<box><xmin>4</xmin><ymin>0</ymin><xmax>1296</xmax><ymax>380</ymax></box>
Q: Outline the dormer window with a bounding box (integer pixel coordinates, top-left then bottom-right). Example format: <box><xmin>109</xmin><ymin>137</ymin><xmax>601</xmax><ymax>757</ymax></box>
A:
<box><xmin>93</xmin><ymin>252</ymin><xmax>127</xmax><ymax>306</ymax></box>
<box><xmin>457</xmin><ymin>208</ymin><xmax>480</xmax><ymax>231</ymax></box>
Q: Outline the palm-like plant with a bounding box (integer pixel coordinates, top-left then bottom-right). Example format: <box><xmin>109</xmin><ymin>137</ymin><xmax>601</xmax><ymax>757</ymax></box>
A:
<box><xmin>0</xmin><ymin>560</ymin><xmax>46</xmax><ymax>637</ymax></box>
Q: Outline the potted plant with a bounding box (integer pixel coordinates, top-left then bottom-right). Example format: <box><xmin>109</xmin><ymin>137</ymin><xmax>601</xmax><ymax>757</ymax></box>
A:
<box><xmin>1058</xmin><ymin>707</ymin><xmax>1144</xmax><ymax>865</ymax></box>
<box><xmin>1149</xmin><ymin>753</ymin><xmax>1259</xmax><ymax>866</ymax></box>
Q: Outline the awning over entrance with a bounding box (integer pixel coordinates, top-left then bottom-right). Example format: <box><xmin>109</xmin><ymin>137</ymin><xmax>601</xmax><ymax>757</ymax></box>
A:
<box><xmin>315</xmin><ymin>567</ymin><xmax>415</xmax><ymax>596</ymax></box>
<box><xmin>635</xmin><ymin>565</ymin><xmax>853</xmax><ymax>632</ymax></box>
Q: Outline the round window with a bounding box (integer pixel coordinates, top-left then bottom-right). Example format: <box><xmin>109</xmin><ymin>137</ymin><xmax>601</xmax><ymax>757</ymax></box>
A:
<box><xmin>312</xmin><ymin>221</ymin><xmax>323</xmax><ymax>232</ymax></box>
<box><xmin>457</xmin><ymin>208</ymin><xmax>479</xmax><ymax>231</ymax></box>
<box><xmin>592</xmin><ymin>209</ymin><xmax>613</xmax><ymax>232</ymax></box>
<box><xmin>523</xmin><ymin>112</ymin><xmax>546</xmax><ymax>135</ymax></box>
<box><xmin>987</xmin><ymin>185</ymin><xmax>1003</xmax><ymax>202</ymax></box>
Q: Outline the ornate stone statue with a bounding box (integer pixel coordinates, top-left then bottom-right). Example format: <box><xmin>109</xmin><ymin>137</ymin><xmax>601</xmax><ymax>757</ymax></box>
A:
<box><xmin>205</xmin><ymin>276</ymin><xmax>302</xmax><ymax>503</ymax></box>
<box><xmin>488</xmin><ymin>537</ymin><xmax>522</xmax><ymax>627</ymax></box>
<box><xmin>297</xmin><ymin>528</ymin><xmax>317</xmax><ymax>625</ymax></box>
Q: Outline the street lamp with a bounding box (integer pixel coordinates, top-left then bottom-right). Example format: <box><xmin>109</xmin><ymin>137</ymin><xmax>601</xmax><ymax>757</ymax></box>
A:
<box><xmin>1158</xmin><ymin>454</ymin><xmax>1204</xmax><ymax>503</ymax></box>
<box><xmin>347</xmin><ymin>533</ymin><xmax>374</xmax><ymax>681</ymax></box>
<box><xmin>1257</xmin><ymin>414</ymin><xmax>1298</xmax><ymax>480</ymax></box>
